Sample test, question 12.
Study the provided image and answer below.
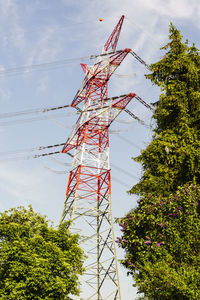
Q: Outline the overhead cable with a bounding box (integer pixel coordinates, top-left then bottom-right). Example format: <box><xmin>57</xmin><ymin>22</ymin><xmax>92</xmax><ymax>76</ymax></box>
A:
<box><xmin>0</xmin><ymin>51</ymin><xmax>119</xmax><ymax>77</ymax></box>
<box><xmin>0</xmin><ymin>49</ymin><xmax>149</xmax><ymax>76</ymax></box>
<box><xmin>0</xmin><ymin>104</ymin><xmax>74</xmax><ymax>120</ymax></box>
<box><xmin>117</xmin><ymin>135</ymin><xmax>142</xmax><ymax>150</ymax></box>
<box><xmin>0</xmin><ymin>91</ymin><xmax>152</xmax><ymax>122</ymax></box>
<box><xmin>111</xmin><ymin>175</ymin><xmax>131</xmax><ymax>188</ymax></box>
<box><xmin>0</xmin><ymin>142</ymin><xmax>66</xmax><ymax>156</ymax></box>
<box><xmin>0</xmin><ymin>141</ymin><xmax>140</xmax><ymax>182</ymax></box>
<box><xmin>43</xmin><ymin>164</ymin><xmax>135</xmax><ymax>188</ymax></box>
<box><xmin>0</xmin><ymin>113</ymin><xmax>74</xmax><ymax>126</ymax></box>
<box><xmin>110</xmin><ymin>163</ymin><xmax>138</xmax><ymax>180</ymax></box>
<box><xmin>0</xmin><ymin>57</ymin><xmax>89</xmax><ymax>76</ymax></box>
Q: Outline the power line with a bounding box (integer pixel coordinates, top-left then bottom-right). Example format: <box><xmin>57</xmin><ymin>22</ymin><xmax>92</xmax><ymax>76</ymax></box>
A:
<box><xmin>42</xmin><ymin>164</ymin><xmax>135</xmax><ymax>188</ymax></box>
<box><xmin>50</xmin><ymin>157</ymin><xmax>71</xmax><ymax>166</ymax></box>
<box><xmin>0</xmin><ymin>141</ymin><xmax>139</xmax><ymax>183</ymax></box>
<box><xmin>125</xmin><ymin>16</ymin><xmax>161</xmax><ymax>44</ymax></box>
<box><xmin>0</xmin><ymin>48</ymin><xmax>149</xmax><ymax>77</ymax></box>
<box><xmin>0</xmin><ymin>94</ymin><xmax>127</xmax><ymax>120</ymax></box>
<box><xmin>111</xmin><ymin>163</ymin><xmax>138</xmax><ymax>180</ymax></box>
<box><xmin>111</xmin><ymin>175</ymin><xmax>131</xmax><ymax>189</ymax></box>
<box><xmin>0</xmin><ymin>104</ymin><xmax>73</xmax><ymax>119</ymax></box>
<box><xmin>0</xmin><ymin>142</ymin><xmax>66</xmax><ymax>156</ymax></box>
<box><xmin>0</xmin><ymin>112</ymin><xmax>74</xmax><ymax>126</ymax></box>
<box><xmin>0</xmin><ymin>149</ymin><xmax>72</xmax><ymax>162</ymax></box>
<box><xmin>0</xmin><ymin>50</ymin><xmax>118</xmax><ymax>77</ymax></box>
<box><xmin>115</xmin><ymin>118</ymin><xmax>135</xmax><ymax>124</ymax></box>
<box><xmin>39</xmin><ymin>151</ymin><xmax>139</xmax><ymax>185</ymax></box>
<box><xmin>117</xmin><ymin>135</ymin><xmax>142</xmax><ymax>150</ymax></box>
<box><xmin>0</xmin><ymin>92</ymin><xmax>152</xmax><ymax>121</ymax></box>
<box><xmin>0</xmin><ymin>57</ymin><xmax>89</xmax><ymax>77</ymax></box>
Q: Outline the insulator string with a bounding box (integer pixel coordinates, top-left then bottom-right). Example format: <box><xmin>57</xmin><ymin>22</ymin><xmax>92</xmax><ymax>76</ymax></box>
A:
<box><xmin>124</xmin><ymin>108</ymin><xmax>145</xmax><ymax>125</ymax></box>
<box><xmin>130</xmin><ymin>50</ymin><xmax>151</xmax><ymax>70</ymax></box>
<box><xmin>0</xmin><ymin>142</ymin><xmax>66</xmax><ymax>156</ymax></box>
<box><xmin>135</xmin><ymin>95</ymin><xmax>153</xmax><ymax>111</ymax></box>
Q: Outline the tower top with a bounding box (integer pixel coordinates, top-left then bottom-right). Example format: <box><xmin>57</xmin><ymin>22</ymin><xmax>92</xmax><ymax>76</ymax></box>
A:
<box><xmin>104</xmin><ymin>15</ymin><xmax>125</xmax><ymax>52</ymax></box>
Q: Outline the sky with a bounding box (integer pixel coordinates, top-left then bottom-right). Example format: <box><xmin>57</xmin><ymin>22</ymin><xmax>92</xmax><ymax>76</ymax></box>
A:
<box><xmin>0</xmin><ymin>0</ymin><xmax>199</xmax><ymax>299</ymax></box>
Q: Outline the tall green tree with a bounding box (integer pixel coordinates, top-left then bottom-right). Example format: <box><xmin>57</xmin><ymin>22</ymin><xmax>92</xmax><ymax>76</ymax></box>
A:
<box><xmin>0</xmin><ymin>206</ymin><xmax>84</xmax><ymax>300</ymax></box>
<box><xmin>132</xmin><ymin>23</ymin><xmax>200</xmax><ymax>197</ymax></box>
<box><xmin>117</xmin><ymin>24</ymin><xmax>200</xmax><ymax>299</ymax></box>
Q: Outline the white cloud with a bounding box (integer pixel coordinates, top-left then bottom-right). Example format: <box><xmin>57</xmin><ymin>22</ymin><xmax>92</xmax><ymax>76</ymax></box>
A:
<box><xmin>139</xmin><ymin>0</ymin><xmax>196</xmax><ymax>18</ymax></box>
<box><xmin>0</xmin><ymin>0</ymin><xmax>26</xmax><ymax>52</ymax></box>
<box><xmin>28</xmin><ymin>26</ymin><xmax>63</xmax><ymax>64</ymax></box>
<box><xmin>0</xmin><ymin>87</ymin><xmax>11</xmax><ymax>102</ymax></box>
<box><xmin>0</xmin><ymin>166</ymin><xmax>38</xmax><ymax>199</ymax></box>
<box><xmin>37</xmin><ymin>74</ymin><xmax>49</xmax><ymax>93</ymax></box>
<box><xmin>0</xmin><ymin>162</ymin><xmax>65</xmax><ymax>223</ymax></box>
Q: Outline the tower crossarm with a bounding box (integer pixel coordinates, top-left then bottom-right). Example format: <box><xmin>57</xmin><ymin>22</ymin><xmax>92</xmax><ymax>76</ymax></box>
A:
<box><xmin>71</xmin><ymin>48</ymin><xmax>131</xmax><ymax>108</ymax></box>
<box><xmin>62</xmin><ymin>93</ymin><xmax>136</xmax><ymax>154</ymax></box>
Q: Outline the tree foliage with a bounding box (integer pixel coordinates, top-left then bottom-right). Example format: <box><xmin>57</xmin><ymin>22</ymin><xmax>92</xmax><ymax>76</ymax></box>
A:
<box><xmin>132</xmin><ymin>24</ymin><xmax>200</xmax><ymax>197</ymax></box>
<box><xmin>117</xmin><ymin>24</ymin><xmax>200</xmax><ymax>299</ymax></box>
<box><xmin>0</xmin><ymin>206</ymin><xmax>84</xmax><ymax>300</ymax></box>
<box><xmin>117</xmin><ymin>184</ymin><xmax>200</xmax><ymax>299</ymax></box>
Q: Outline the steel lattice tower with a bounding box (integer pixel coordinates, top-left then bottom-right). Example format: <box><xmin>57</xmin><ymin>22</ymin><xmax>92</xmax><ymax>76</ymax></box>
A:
<box><xmin>60</xmin><ymin>16</ymin><xmax>136</xmax><ymax>299</ymax></box>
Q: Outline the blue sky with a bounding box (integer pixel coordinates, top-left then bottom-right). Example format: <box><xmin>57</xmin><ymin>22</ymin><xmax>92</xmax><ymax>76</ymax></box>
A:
<box><xmin>0</xmin><ymin>0</ymin><xmax>199</xmax><ymax>298</ymax></box>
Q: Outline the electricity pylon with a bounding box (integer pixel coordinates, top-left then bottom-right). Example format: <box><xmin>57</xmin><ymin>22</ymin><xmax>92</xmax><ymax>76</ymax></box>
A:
<box><xmin>60</xmin><ymin>15</ymin><xmax>136</xmax><ymax>300</ymax></box>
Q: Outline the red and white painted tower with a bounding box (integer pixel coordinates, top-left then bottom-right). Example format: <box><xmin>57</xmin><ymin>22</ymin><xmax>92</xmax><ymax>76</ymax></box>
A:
<box><xmin>60</xmin><ymin>16</ymin><xmax>136</xmax><ymax>299</ymax></box>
